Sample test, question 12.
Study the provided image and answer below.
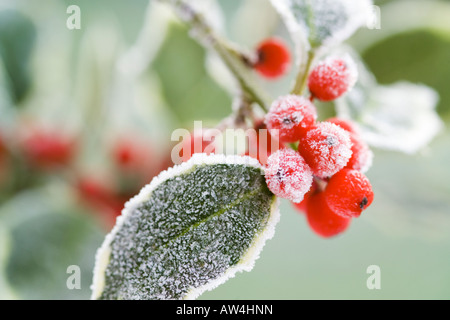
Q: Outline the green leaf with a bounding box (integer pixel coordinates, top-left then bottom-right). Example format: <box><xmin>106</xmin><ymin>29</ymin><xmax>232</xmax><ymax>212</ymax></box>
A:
<box><xmin>0</xmin><ymin>186</ymin><xmax>105</xmax><ymax>300</ymax></box>
<box><xmin>152</xmin><ymin>22</ymin><xmax>231</xmax><ymax>126</ymax></box>
<box><xmin>0</xmin><ymin>9</ymin><xmax>36</xmax><ymax>104</ymax></box>
<box><xmin>270</xmin><ymin>0</ymin><xmax>372</xmax><ymax>55</ymax></box>
<box><xmin>335</xmin><ymin>50</ymin><xmax>443</xmax><ymax>154</ymax></box>
<box><xmin>362</xmin><ymin>30</ymin><xmax>450</xmax><ymax>120</ymax></box>
<box><xmin>91</xmin><ymin>154</ymin><xmax>279</xmax><ymax>300</ymax></box>
<box><xmin>0</xmin><ymin>224</ymin><xmax>16</xmax><ymax>299</ymax></box>
<box><xmin>348</xmin><ymin>0</ymin><xmax>450</xmax><ymax>120</ymax></box>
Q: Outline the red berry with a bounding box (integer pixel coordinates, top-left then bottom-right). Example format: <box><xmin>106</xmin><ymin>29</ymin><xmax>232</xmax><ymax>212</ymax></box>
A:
<box><xmin>265</xmin><ymin>95</ymin><xmax>317</xmax><ymax>143</ymax></box>
<box><xmin>76</xmin><ymin>177</ymin><xmax>128</xmax><ymax>228</ymax></box>
<box><xmin>326</xmin><ymin>117</ymin><xmax>359</xmax><ymax>135</ymax></box>
<box><xmin>22</xmin><ymin>129</ymin><xmax>76</xmax><ymax>169</ymax></box>
<box><xmin>345</xmin><ymin>133</ymin><xmax>373</xmax><ymax>173</ymax></box>
<box><xmin>308</xmin><ymin>57</ymin><xmax>357</xmax><ymax>101</ymax></box>
<box><xmin>112</xmin><ymin>138</ymin><xmax>152</xmax><ymax>169</ymax></box>
<box><xmin>179</xmin><ymin>129</ymin><xmax>216</xmax><ymax>163</ymax></box>
<box><xmin>324</xmin><ymin>169</ymin><xmax>374</xmax><ymax>218</ymax></box>
<box><xmin>114</xmin><ymin>140</ymin><xmax>147</xmax><ymax>167</ymax></box>
<box><xmin>292</xmin><ymin>180</ymin><xmax>318</xmax><ymax>214</ymax></box>
<box><xmin>254</xmin><ymin>38</ymin><xmax>291</xmax><ymax>79</ymax></box>
<box><xmin>112</xmin><ymin>137</ymin><xmax>161</xmax><ymax>185</ymax></box>
<box><xmin>0</xmin><ymin>134</ymin><xmax>5</xmax><ymax>157</ymax></box>
<box><xmin>298</xmin><ymin>122</ymin><xmax>352</xmax><ymax>178</ymax></box>
<box><xmin>306</xmin><ymin>192</ymin><xmax>351</xmax><ymax>238</ymax></box>
<box><xmin>265</xmin><ymin>148</ymin><xmax>313</xmax><ymax>203</ymax></box>
<box><xmin>0</xmin><ymin>134</ymin><xmax>8</xmax><ymax>185</ymax></box>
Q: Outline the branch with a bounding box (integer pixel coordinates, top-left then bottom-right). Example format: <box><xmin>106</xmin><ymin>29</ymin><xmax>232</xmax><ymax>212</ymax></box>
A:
<box><xmin>160</xmin><ymin>0</ymin><xmax>271</xmax><ymax>113</ymax></box>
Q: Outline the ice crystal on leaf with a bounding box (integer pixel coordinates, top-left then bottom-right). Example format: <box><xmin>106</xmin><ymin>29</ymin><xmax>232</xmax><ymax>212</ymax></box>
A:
<box><xmin>335</xmin><ymin>53</ymin><xmax>443</xmax><ymax>154</ymax></box>
<box><xmin>91</xmin><ymin>154</ymin><xmax>279</xmax><ymax>300</ymax></box>
<box><xmin>270</xmin><ymin>0</ymin><xmax>373</xmax><ymax>63</ymax></box>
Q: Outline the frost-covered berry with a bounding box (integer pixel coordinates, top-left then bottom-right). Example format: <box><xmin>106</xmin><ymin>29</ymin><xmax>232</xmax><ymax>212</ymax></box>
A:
<box><xmin>306</xmin><ymin>192</ymin><xmax>351</xmax><ymax>238</ymax></box>
<box><xmin>265</xmin><ymin>95</ymin><xmax>317</xmax><ymax>143</ymax></box>
<box><xmin>308</xmin><ymin>57</ymin><xmax>357</xmax><ymax>101</ymax></box>
<box><xmin>345</xmin><ymin>133</ymin><xmax>373</xmax><ymax>173</ymax></box>
<box><xmin>254</xmin><ymin>38</ymin><xmax>291</xmax><ymax>79</ymax></box>
<box><xmin>265</xmin><ymin>148</ymin><xmax>313</xmax><ymax>203</ymax></box>
<box><xmin>326</xmin><ymin>117</ymin><xmax>359</xmax><ymax>135</ymax></box>
<box><xmin>324</xmin><ymin>169</ymin><xmax>374</xmax><ymax>218</ymax></box>
<box><xmin>298</xmin><ymin>122</ymin><xmax>352</xmax><ymax>178</ymax></box>
<box><xmin>292</xmin><ymin>180</ymin><xmax>318</xmax><ymax>214</ymax></box>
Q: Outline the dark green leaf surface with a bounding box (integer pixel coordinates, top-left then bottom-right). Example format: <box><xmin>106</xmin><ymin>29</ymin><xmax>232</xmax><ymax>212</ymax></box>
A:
<box><xmin>92</xmin><ymin>155</ymin><xmax>279</xmax><ymax>300</ymax></box>
<box><xmin>0</xmin><ymin>9</ymin><xmax>36</xmax><ymax>103</ymax></box>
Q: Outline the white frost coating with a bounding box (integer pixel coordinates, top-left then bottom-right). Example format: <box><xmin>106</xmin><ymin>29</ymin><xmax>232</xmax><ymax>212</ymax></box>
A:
<box><xmin>169</xmin><ymin>0</ymin><xmax>225</xmax><ymax>46</ymax></box>
<box><xmin>231</xmin><ymin>0</ymin><xmax>280</xmax><ymax>46</ymax></box>
<box><xmin>187</xmin><ymin>0</ymin><xmax>225</xmax><ymax>34</ymax></box>
<box><xmin>270</xmin><ymin>0</ymin><xmax>373</xmax><ymax>63</ymax></box>
<box><xmin>265</xmin><ymin>148</ymin><xmax>314</xmax><ymax>203</ymax></box>
<box><xmin>342</xmin><ymin>53</ymin><xmax>358</xmax><ymax>91</ymax></box>
<box><xmin>91</xmin><ymin>153</ymin><xmax>275</xmax><ymax>300</ymax></box>
<box><xmin>301</xmin><ymin>122</ymin><xmax>353</xmax><ymax>178</ymax></box>
<box><xmin>334</xmin><ymin>47</ymin><xmax>443</xmax><ymax>154</ymax></box>
<box><xmin>184</xmin><ymin>197</ymin><xmax>280</xmax><ymax>300</ymax></box>
<box><xmin>90</xmin><ymin>246</ymin><xmax>111</xmax><ymax>300</ymax></box>
<box><xmin>360</xmin><ymin>148</ymin><xmax>374</xmax><ymax>174</ymax></box>
<box><xmin>337</xmin><ymin>82</ymin><xmax>443</xmax><ymax>154</ymax></box>
<box><xmin>264</xmin><ymin>95</ymin><xmax>317</xmax><ymax>141</ymax></box>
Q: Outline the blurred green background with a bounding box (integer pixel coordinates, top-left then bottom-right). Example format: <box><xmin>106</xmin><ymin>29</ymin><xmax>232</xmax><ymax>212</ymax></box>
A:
<box><xmin>0</xmin><ymin>0</ymin><xmax>449</xmax><ymax>299</ymax></box>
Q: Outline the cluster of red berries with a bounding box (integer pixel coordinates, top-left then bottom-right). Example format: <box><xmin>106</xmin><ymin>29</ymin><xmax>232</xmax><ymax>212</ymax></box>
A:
<box><xmin>77</xmin><ymin>136</ymin><xmax>171</xmax><ymax>228</ymax></box>
<box><xmin>0</xmin><ymin>124</ymin><xmax>171</xmax><ymax>228</ymax></box>
<box><xmin>262</xmin><ymin>56</ymin><xmax>374</xmax><ymax>238</ymax></box>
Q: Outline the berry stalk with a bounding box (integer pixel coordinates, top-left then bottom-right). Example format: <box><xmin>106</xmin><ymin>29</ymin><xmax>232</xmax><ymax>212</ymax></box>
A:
<box><xmin>291</xmin><ymin>50</ymin><xmax>315</xmax><ymax>95</ymax></box>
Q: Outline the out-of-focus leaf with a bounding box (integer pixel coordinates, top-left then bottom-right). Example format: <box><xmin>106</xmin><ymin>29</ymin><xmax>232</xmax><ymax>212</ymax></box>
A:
<box><xmin>0</xmin><ymin>186</ymin><xmax>105</xmax><ymax>300</ymax></box>
<box><xmin>270</xmin><ymin>0</ymin><xmax>372</xmax><ymax>63</ymax></box>
<box><xmin>0</xmin><ymin>58</ymin><xmax>15</xmax><ymax>126</ymax></box>
<box><xmin>152</xmin><ymin>22</ymin><xmax>232</xmax><ymax>126</ymax></box>
<box><xmin>229</xmin><ymin>0</ymin><xmax>280</xmax><ymax>47</ymax></box>
<box><xmin>0</xmin><ymin>224</ymin><xmax>16</xmax><ymax>299</ymax></box>
<box><xmin>363</xmin><ymin>30</ymin><xmax>450</xmax><ymax>120</ymax></box>
<box><xmin>91</xmin><ymin>154</ymin><xmax>279</xmax><ymax>300</ymax></box>
<box><xmin>0</xmin><ymin>9</ymin><xmax>36</xmax><ymax>104</ymax></box>
<box><xmin>117</xmin><ymin>0</ymin><xmax>177</xmax><ymax>78</ymax></box>
<box><xmin>335</xmin><ymin>50</ymin><xmax>443</xmax><ymax>154</ymax></box>
<box><xmin>348</xmin><ymin>0</ymin><xmax>450</xmax><ymax>119</ymax></box>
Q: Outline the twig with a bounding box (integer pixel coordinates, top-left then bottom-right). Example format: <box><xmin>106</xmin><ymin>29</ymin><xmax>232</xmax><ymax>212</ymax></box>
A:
<box><xmin>160</xmin><ymin>0</ymin><xmax>271</xmax><ymax>113</ymax></box>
